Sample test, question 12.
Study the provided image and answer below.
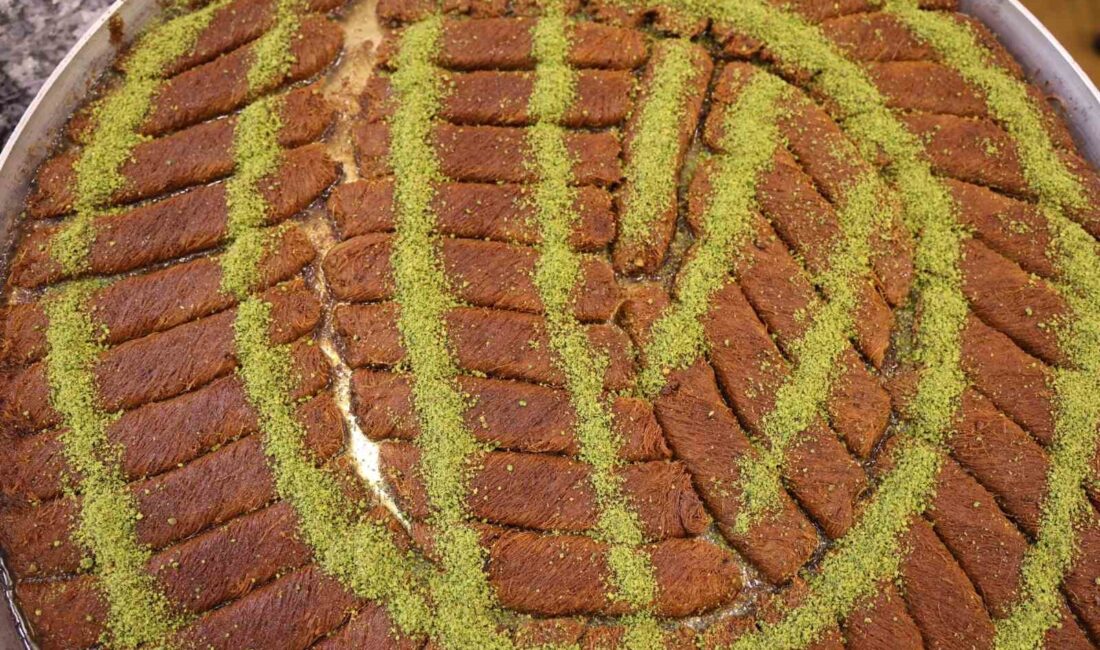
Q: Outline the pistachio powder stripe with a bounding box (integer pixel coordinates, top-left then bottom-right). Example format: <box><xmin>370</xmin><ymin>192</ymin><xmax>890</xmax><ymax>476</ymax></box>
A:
<box><xmin>998</xmin><ymin>375</ymin><xmax>1100</xmax><ymax>648</ymax></box>
<box><xmin>50</xmin><ymin>0</ymin><xmax>230</xmax><ymax>276</ymax></box>
<box><xmin>216</xmin><ymin>4</ymin><xmax>438</xmax><ymax>639</ymax></box>
<box><xmin>881</xmin><ymin>0</ymin><xmax>1087</xmax><ymax>212</ymax></box>
<box><xmin>45</xmin><ymin>281</ymin><xmax>181</xmax><ymax>649</ymax></box>
<box><xmin>219</xmin><ymin>92</ymin><xmax>287</xmax><ymax>296</ymax></box>
<box><xmin>729</xmin><ymin>438</ymin><xmax>946</xmax><ymax>650</ymax></box>
<box><xmin>213</xmin><ymin>0</ymin><xmax>303</xmax><ymax>282</ymax></box>
<box><xmin>878</xmin><ymin>2</ymin><xmax>1100</xmax><ymax>645</ymax></box>
<box><xmin>628</xmin><ymin>68</ymin><xmax>797</xmax><ymax>531</ymax></box>
<box><xmin>219</xmin><ymin>0</ymin><xmax>299</xmax><ymax>296</ymax></box>
<box><xmin>636</xmin><ymin>68</ymin><xmax>785</xmax><ymax>398</ymax></box>
<box><xmin>220</xmin><ymin>0</ymin><xmax>310</xmax><ymax>296</ymax></box>
<box><xmin>995</xmin><ymin>148</ymin><xmax>1100</xmax><ymax>650</ymax></box>
<box><xmin>736</xmin><ymin>125</ymin><xmax>893</xmax><ymax>533</ymax></box>
<box><xmin>246</xmin><ymin>0</ymin><xmax>305</xmax><ymax>92</ymax></box>
<box><xmin>385</xmin><ymin>15</ymin><xmax>513</xmax><ymax>649</ymax></box>
<box><xmin>232</xmin><ymin>299</ymin><xmax>435</xmax><ymax>636</ymax></box>
<box><xmin>616</xmin><ymin>38</ymin><xmax>702</xmax><ymax>253</ymax></box>
<box><xmin>615</xmin><ymin>1</ymin><xmax>973</xmax><ymax>646</ymax></box>
<box><xmin>37</xmin><ymin>4</ymin><xmax>237</xmax><ymax>647</ymax></box>
<box><xmin>527</xmin><ymin>6</ymin><xmax>661</xmax><ymax>642</ymax></box>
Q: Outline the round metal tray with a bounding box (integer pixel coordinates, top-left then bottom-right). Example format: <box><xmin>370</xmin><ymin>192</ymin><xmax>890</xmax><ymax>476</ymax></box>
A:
<box><xmin>0</xmin><ymin>1</ymin><xmax>1098</xmax><ymax>647</ymax></box>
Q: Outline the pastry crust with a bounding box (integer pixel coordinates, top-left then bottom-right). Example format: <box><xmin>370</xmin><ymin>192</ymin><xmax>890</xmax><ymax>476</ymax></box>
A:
<box><xmin>2</xmin><ymin>0</ymin><xmax>1099</xmax><ymax>647</ymax></box>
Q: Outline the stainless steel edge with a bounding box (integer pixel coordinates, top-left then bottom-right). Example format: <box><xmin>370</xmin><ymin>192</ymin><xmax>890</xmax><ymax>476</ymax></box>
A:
<box><xmin>959</xmin><ymin>0</ymin><xmax>1100</xmax><ymax>166</ymax></box>
<box><xmin>0</xmin><ymin>548</ymin><xmax>28</xmax><ymax>649</ymax></box>
<box><xmin>0</xmin><ymin>0</ymin><xmax>1098</xmax><ymax>648</ymax></box>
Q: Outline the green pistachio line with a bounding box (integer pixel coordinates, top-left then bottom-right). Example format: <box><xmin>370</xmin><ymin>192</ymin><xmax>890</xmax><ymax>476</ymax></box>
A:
<box><xmin>385</xmin><ymin>15</ymin><xmax>513</xmax><ymax>648</ymax></box>
<box><xmin>247</xmin><ymin>0</ymin><xmax>304</xmax><ymax>92</ymax></box>
<box><xmin>51</xmin><ymin>0</ymin><xmax>229</xmax><ymax>275</ymax></box>
<box><xmin>220</xmin><ymin>93</ymin><xmax>285</xmax><ymax>297</ymax></box>
<box><xmin>636</xmin><ymin>69</ymin><xmax>785</xmax><ymax>399</ymax></box>
<box><xmin>881</xmin><ymin>0</ymin><xmax>1086</xmax><ymax>211</ymax></box>
<box><xmin>232</xmin><ymin>298</ymin><xmax>434</xmax><ymax>635</ymax></box>
<box><xmin>613</xmin><ymin>0</ymin><xmax>973</xmax><ymax>646</ymax></box>
<box><xmin>726</xmin><ymin>437</ymin><xmax>945</xmax><ymax>650</ymax></box>
<box><xmin>45</xmin><ymin>281</ymin><xmax>181</xmax><ymax>649</ymax></box>
<box><xmin>879</xmin><ymin>2</ymin><xmax>1100</xmax><ymax>646</ymax></box>
<box><xmin>616</xmin><ymin>39</ymin><xmax>701</xmax><ymax>254</ymax></box>
<box><xmin>528</xmin><ymin>5</ymin><xmax>662</xmax><ymax>642</ymax></box>
<box><xmin>736</xmin><ymin>141</ymin><xmax>890</xmax><ymax>532</ymax></box>
<box><xmin>218</xmin><ymin>0</ymin><xmax>311</xmax><ymax>298</ymax></box>
<box><xmin>218</xmin><ymin>1</ymin><xmax>437</xmax><ymax>640</ymax></box>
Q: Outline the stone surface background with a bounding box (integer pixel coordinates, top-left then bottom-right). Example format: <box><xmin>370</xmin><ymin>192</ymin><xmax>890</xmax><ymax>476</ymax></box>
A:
<box><xmin>0</xmin><ymin>0</ymin><xmax>113</xmax><ymax>147</ymax></box>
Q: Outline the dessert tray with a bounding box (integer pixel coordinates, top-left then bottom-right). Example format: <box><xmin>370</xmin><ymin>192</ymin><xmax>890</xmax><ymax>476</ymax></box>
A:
<box><xmin>1</xmin><ymin>0</ymin><xmax>1098</xmax><ymax>648</ymax></box>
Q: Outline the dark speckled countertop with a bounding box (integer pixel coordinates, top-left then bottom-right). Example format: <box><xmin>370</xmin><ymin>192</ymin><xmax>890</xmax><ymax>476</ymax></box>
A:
<box><xmin>0</xmin><ymin>0</ymin><xmax>114</xmax><ymax>148</ymax></box>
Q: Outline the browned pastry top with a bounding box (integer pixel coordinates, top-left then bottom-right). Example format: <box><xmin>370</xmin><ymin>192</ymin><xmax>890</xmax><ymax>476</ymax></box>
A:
<box><xmin>1</xmin><ymin>0</ymin><xmax>1099</xmax><ymax>648</ymax></box>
